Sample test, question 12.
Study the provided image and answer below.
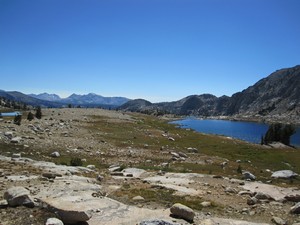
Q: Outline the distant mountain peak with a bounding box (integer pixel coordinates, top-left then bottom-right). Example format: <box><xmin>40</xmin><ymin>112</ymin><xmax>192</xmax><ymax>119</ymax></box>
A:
<box><xmin>27</xmin><ymin>92</ymin><xmax>130</xmax><ymax>107</ymax></box>
<box><xmin>29</xmin><ymin>93</ymin><xmax>61</xmax><ymax>102</ymax></box>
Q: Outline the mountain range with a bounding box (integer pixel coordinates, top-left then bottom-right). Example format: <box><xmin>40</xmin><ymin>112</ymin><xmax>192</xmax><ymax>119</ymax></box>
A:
<box><xmin>1</xmin><ymin>65</ymin><xmax>299</xmax><ymax>122</ymax></box>
<box><xmin>120</xmin><ymin>65</ymin><xmax>300</xmax><ymax>121</ymax></box>
<box><xmin>29</xmin><ymin>93</ymin><xmax>129</xmax><ymax>107</ymax></box>
<box><xmin>0</xmin><ymin>91</ymin><xmax>130</xmax><ymax>108</ymax></box>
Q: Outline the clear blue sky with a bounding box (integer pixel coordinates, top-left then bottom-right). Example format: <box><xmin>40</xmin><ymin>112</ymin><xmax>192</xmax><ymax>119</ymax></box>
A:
<box><xmin>0</xmin><ymin>0</ymin><xmax>299</xmax><ymax>102</ymax></box>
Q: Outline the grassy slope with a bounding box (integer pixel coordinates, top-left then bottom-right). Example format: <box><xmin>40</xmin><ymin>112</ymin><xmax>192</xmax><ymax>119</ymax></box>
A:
<box><xmin>86</xmin><ymin>113</ymin><xmax>299</xmax><ymax>184</ymax></box>
<box><xmin>1</xmin><ymin>111</ymin><xmax>299</xmax><ymax>185</ymax></box>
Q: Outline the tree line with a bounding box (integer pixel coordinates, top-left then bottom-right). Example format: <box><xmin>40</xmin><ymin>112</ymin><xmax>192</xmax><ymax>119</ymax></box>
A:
<box><xmin>262</xmin><ymin>123</ymin><xmax>296</xmax><ymax>146</ymax></box>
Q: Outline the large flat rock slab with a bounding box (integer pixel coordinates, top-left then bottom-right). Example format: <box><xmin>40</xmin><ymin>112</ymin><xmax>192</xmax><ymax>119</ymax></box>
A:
<box><xmin>89</xmin><ymin>202</ymin><xmax>172</xmax><ymax>225</ymax></box>
<box><xmin>41</xmin><ymin>196</ymin><xmax>93</xmax><ymax>223</ymax></box>
<box><xmin>201</xmin><ymin>218</ymin><xmax>269</xmax><ymax>225</ymax></box>
<box><xmin>242</xmin><ymin>181</ymin><xmax>300</xmax><ymax>201</ymax></box>
<box><xmin>144</xmin><ymin>173</ymin><xmax>205</xmax><ymax>196</ymax></box>
<box><xmin>41</xmin><ymin>193</ymin><xmax>173</xmax><ymax>225</ymax></box>
<box><xmin>36</xmin><ymin>176</ymin><xmax>175</xmax><ymax>225</ymax></box>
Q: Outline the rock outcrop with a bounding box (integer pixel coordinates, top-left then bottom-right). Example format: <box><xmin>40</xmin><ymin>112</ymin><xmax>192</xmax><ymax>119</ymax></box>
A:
<box><xmin>291</xmin><ymin>202</ymin><xmax>300</xmax><ymax>214</ymax></box>
<box><xmin>170</xmin><ymin>203</ymin><xmax>195</xmax><ymax>222</ymax></box>
<box><xmin>4</xmin><ymin>186</ymin><xmax>34</xmax><ymax>208</ymax></box>
<box><xmin>45</xmin><ymin>218</ymin><xmax>64</xmax><ymax>225</ymax></box>
<box><xmin>271</xmin><ymin>170</ymin><xmax>298</xmax><ymax>179</ymax></box>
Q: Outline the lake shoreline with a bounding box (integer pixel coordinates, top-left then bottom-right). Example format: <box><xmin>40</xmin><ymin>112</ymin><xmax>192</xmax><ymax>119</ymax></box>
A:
<box><xmin>170</xmin><ymin>117</ymin><xmax>300</xmax><ymax>147</ymax></box>
<box><xmin>165</xmin><ymin>114</ymin><xmax>300</xmax><ymax>126</ymax></box>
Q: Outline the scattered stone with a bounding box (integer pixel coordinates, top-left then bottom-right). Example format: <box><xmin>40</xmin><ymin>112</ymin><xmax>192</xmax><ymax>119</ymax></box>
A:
<box><xmin>247</xmin><ymin>197</ymin><xmax>258</xmax><ymax>206</ymax></box>
<box><xmin>291</xmin><ymin>202</ymin><xmax>300</xmax><ymax>214</ymax></box>
<box><xmin>11</xmin><ymin>137</ymin><xmax>22</xmax><ymax>143</ymax></box>
<box><xmin>122</xmin><ymin>168</ymin><xmax>147</xmax><ymax>178</ymax></box>
<box><xmin>12</xmin><ymin>153</ymin><xmax>21</xmax><ymax>158</ymax></box>
<box><xmin>161</xmin><ymin>163</ymin><xmax>169</xmax><ymax>168</ymax></box>
<box><xmin>271</xmin><ymin>170</ymin><xmax>298</xmax><ymax>179</ymax></box>
<box><xmin>45</xmin><ymin>218</ymin><xmax>64</xmax><ymax>225</ymax></box>
<box><xmin>170</xmin><ymin>203</ymin><xmax>195</xmax><ymax>222</ymax></box>
<box><xmin>249</xmin><ymin>211</ymin><xmax>255</xmax><ymax>216</ymax></box>
<box><xmin>132</xmin><ymin>196</ymin><xmax>145</xmax><ymax>202</ymax></box>
<box><xmin>238</xmin><ymin>191</ymin><xmax>253</xmax><ymax>196</ymax></box>
<box><xmin>187</xmin><ymin>147</ymin><xmax>198</xmax><ymax>153</ymax></box>
<box><xmin>225</xmin><ymin>187</ymin><xmax>237</xmax><ymax>194</ymax></box>
<box><xmin>255</xmin><ymin>192</ymin><xmax>274</xmax><ymax>200</ymax></box>
<box><xmin>111</xmin><ymin>172</ymin><xmax>124</xmax><ymax>176</ymax></box>
<box><xmin>241</xmin><ymin>208</ymin><xmax>249</xmax><ymax>214</ymax></box>
<box><xmin>168</xmin><ymin>137</ymin><xmax>175</xmax><ymax>141</ymax></box>
<box><xmin>170</xmin><ymin>152</ymin><xmax>180</xmax><ymax>158</ymax></box>
<box><xmin>271</xmin><ymin>216</ymin><xmax>286</xmax><ymax>225</ymax></box>
<box><xmin>178</xmin><ymin>152</ymin><xmax>188</xmax><ymax>158</ymax></box>
<box><xmin>50</xmin><ymin>151</ymin><xmax>60</xmax><ymax>158</ymax></box>
<box><xmin>139</xmin><ymin>220</ymin><xmax>179</xmax><ymax>225</ymax></box>
<box><xmin>4</xmin><ymin>186</ymin><xmax>35</xmax><ymax>208</ymax></box>
<box><xmin>157</xmin><ymin>170</ymin><xmax>165</xmax><ymax>176</ymax></box>
<box><xmin>201</xmin><ymin>201</ymin><xmax>212</xmax><ymax>207</ymax></box>
<box><xmin>87</xmin><ymin>165</ymin><xmax>96</xmax><ymax>170</ymax></box>
<box><xmin>221</xmin><ymin>161</ymin><xmax>228</xmax><ymax>167</ymax></box>
<box><xmin>4</xmin><ymin>131</ymin><xmax>13</xmax><ymax>139</ymax></box>
<box><xmin>243</xmin><ymin>171</ymin><xmax>256</xmax><ymax>181</ymax></box>
<box><xmin>0</xmin><ymin>199</ymin><xmax>8</xmax><ymax>208</ymax></box>
<box><xmin>109</xmin><ymin>166</ymin><xmax>121</xmax><ymax>172</ymax></box>
<box><xmin>42</xmin><ymin>173</ymin><xmax>60</xmax><ymax>179</ymax></box>
<box><xmin>285</xmin><ymin>194</ymin><xmax>300</xmax><ymax>202</ymax></box>
<box><xmin>97</xmin><ymin>174</ymin><xmax>104</xmax><ymax>182</ymax></box>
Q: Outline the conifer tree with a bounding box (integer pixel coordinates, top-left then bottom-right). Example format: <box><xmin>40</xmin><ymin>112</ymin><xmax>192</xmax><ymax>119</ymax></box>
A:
<box><xmin>35</xmin><ymin>106</ymin><xmax>42</xmax><ymax>119</ymax></box>
<box><xmin>264</xmin><ymin>123</ymin><xmax>296</xmax><ymax>146</ymax></box>
<box><xmin>27</xmin><ymin>112</ymin><xmax>34</xmax><ymax>121</ymax></box>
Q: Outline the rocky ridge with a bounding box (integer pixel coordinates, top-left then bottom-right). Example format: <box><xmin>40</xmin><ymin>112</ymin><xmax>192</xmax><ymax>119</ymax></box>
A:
<box><xmin>119</xmin><ymin>65</ymin><xmax>300</xmax><ymax>124</ymax></box>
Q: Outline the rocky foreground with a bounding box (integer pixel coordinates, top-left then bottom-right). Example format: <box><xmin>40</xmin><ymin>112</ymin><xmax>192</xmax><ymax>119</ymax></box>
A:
<box><xmin>0</xmin><ymin>108</ymin><xmax>299</xmax><ymax>225</ymax></box>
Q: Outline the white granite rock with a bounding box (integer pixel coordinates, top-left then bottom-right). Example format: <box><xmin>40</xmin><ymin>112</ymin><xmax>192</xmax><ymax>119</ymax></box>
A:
<box><xmin>45</xmin><ymin>218</ymin><xmax>64</xmax><ymax>225</ymax></box>
<box><xmin>4</xmin><ymin>186</ymin><xmax>34</xmax><ymax>208</ymax></box>
<box><xmin>170</xmin><ymin>203</ymin><xmax>195</xmax><ymax>222</ymax></box>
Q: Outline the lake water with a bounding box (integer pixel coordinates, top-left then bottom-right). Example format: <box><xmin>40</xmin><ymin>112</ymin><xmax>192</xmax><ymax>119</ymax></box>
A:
<box><xmin>170</xmin><ymin>118</ymin><xmax>300</xmax><ymax>147</ymax></box>
<box><xmin>0</xmin><ymin>112</ymin><xmax>22</xmax><ymax>117</ymax></box>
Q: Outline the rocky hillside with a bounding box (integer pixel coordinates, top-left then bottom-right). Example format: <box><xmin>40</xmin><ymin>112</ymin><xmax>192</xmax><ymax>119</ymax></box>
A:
<box><xmin>119</xmin><ymin>65</ymin><xmax>300</xmax><ymax>122</ymax></box>
<box><xmin>0</xmin><ymin>90</ymin><xmax>63</xmax><ymax>108</ymax></box>
<box><xmin>226</xmin><ymin>66</ymin><xmax>300</xmax><ymax>116</ymax></box>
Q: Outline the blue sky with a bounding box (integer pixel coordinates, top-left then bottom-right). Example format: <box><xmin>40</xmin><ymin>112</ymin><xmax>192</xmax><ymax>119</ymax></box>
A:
<box><xmin>0</xmin><ymin>0</ymin><xmax>299</xmax><ymax>102</ymax></box>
